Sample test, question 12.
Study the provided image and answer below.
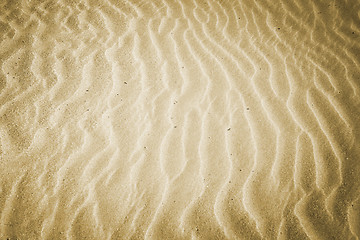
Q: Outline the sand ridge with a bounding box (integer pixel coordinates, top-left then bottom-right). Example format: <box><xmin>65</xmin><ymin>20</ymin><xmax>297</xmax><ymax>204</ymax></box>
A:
<box><xmin>0</xmin><ymin>0</ymin><xmax>360</xmax><ymax>239</ymax></box>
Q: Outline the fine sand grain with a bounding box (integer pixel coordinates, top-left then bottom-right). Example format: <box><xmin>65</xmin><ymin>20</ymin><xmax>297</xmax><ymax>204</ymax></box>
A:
<box><xmin>1</xmin><ymin>0</ymin><xmax>360</xmax><ymax>239</ymax></box>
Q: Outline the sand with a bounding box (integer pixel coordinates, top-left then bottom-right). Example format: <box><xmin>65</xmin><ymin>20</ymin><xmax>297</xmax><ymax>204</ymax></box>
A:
<box><xmin>0</xmin><ymin>0</ymin><xmax>360</xmax><ymax>239</ymax></box>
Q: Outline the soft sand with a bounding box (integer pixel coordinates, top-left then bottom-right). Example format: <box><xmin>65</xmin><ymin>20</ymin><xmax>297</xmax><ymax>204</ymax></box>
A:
<box><xmin>0</xmin><ymin>0</ymin><xmax>360</xmax><ymax>239</ymax></box>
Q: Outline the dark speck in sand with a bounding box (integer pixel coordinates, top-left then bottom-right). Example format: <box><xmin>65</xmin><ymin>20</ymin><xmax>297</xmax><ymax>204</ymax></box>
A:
<box><xmin>246</xmin><ymin>108</ymin><xmax>250</xmax><ymax>110</ymax></box>
<box><xmin>278</xmin><ymin>28</ymin><xmax>280</xmax><ymax>30</ymax></box>
<box><xmin>124</xmin><ymin>81</ymin><xmax>127</xmax><ymax>84</ymax></box>
<box><xmin>227</xmin><ymin>128</ymin><xmax>231</xmax><ymax>131</ymax></box>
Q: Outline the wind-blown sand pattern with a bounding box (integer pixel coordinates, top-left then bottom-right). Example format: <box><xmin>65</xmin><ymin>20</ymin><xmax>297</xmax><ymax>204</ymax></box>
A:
<box><xmin>1</xmin><ymin>0</ymin><xmax>360</xmax><ymax>239</ymax></box>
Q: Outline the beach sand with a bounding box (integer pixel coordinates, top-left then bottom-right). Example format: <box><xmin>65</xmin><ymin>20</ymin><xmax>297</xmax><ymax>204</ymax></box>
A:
<box><xmin>0</xmin><ymin>0</ymin><xmax>360</xmax><ymax>239</ymax></box>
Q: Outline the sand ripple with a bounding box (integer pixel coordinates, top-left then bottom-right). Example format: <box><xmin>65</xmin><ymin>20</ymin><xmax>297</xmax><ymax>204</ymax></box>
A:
<box><xmin>0</xmin><ymin>0</ymin><xmax>360</xmax><ymax>239</ymax></box>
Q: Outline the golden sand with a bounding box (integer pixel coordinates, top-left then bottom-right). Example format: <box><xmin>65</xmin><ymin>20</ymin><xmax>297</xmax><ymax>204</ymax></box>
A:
<box><xmin>0</xmin><ymin>0</ymin><xmax>360</xmax><ymax>239</ymax></box>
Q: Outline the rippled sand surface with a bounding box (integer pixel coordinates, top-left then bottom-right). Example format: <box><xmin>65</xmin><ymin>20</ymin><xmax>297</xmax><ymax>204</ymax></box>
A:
<box><xmin>1</xmin><ymin>0</ymin><xmax>360</xmax><ymax>239</ymax></box>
